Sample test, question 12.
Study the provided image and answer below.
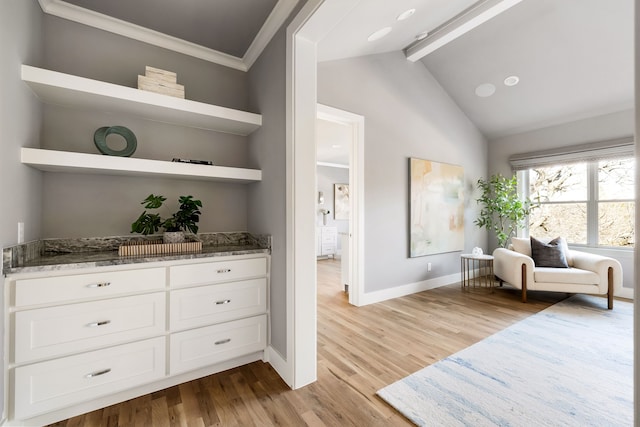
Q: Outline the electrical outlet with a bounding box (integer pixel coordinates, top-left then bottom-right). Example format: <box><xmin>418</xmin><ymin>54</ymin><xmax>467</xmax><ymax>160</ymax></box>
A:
<box><xmin>18</xmin><ymin>222</ymin><xmax>24</xmax><ymax>244</ymax></box>
<box><xmin>428</xmin><ymin>262</ymin><xmax>432</xmax><ymax>272</ymax></box>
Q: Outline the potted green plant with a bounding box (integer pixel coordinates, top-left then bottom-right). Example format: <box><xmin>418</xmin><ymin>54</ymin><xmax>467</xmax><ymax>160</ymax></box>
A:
<box><xmin>474</xmin><ymin>174</ymin><xmax>534</xmax><ymax>248</ymax></box>
<box><xmin>131</xmin><ymin>194</ymin><xmax>202</xmax><ymax>243</ymax></box>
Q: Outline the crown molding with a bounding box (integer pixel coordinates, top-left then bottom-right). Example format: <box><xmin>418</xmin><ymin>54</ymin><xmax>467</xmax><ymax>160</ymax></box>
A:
<box><xmin>243</xmin><ymin>0</ymin><xmax>299</xmax><ymax>69</ymax></box>
<box><xmin>38</xmin><ymin>0</ymin><xmax>299</xmax><ymax>72</ymax></box>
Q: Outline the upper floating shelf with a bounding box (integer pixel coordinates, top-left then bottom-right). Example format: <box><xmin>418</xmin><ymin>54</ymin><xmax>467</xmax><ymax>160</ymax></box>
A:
<box><xmin>21</xmin><ymin>65</ymin><xmax>262</xmax><ymax>136</ymax></box>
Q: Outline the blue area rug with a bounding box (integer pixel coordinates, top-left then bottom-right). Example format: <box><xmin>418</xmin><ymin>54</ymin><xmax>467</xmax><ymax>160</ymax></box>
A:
<box><xmin>377</xmin><ymin>294</ymin><xmax>633</xmax><ymax>426</ymax></box>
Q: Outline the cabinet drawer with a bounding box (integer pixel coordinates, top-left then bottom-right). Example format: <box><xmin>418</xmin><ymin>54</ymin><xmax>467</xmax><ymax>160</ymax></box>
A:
<box><xmin>170</xmin><ymin>315</ymin><xmax>266</xmax><ymax>375</ymax></box>
<box><xmin>170</xmin><ymin>257</ymin><xmax>267</xmax><ymax>288</ymax></box>
<box><xmin>14</xmin><ymin>268</ymin><xmax>166</xmax><ymax>307</ymax></box>
<box><xmin>14</xmin><ymin>337</ymin><xmax>165</xmax><ymax>420</ymax></box>
<box><xmin>14</xmin><ymin>293</ymin><xmax>166</xmax><ymax>363</ymax></box>
<box><xmin>170</xmin><ymin>278</ymin><xmax>266</xmax><ymax>331</ymax></box>
<box><xmin>321</xmin><ymin>234</ymin><xmax>336</xmax><ymax>243</ymax></box>
<box><xmin>321</xmin><ymin>243</ymin><xmax>336</xmax><ymax>252</ymax></box>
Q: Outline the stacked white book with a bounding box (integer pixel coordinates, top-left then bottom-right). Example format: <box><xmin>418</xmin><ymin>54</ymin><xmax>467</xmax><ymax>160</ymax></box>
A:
<box><xmin>138</xmin><ymin>66</ymin><xmax>185</xmax><ymax>98</ymax></box>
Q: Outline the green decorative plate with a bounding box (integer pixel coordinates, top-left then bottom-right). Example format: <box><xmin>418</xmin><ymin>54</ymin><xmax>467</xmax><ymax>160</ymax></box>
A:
<box><xmin>94</xmin><ymin>126</ymin><xmax>137</xmax><ymax>157</ymax></box>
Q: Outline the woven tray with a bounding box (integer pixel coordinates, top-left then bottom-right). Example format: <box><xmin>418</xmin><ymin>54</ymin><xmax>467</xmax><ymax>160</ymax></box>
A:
<box><xmin>118</xmin><ymin>239</ymin><xmax>202</xmax><ymax>257</ymax></box>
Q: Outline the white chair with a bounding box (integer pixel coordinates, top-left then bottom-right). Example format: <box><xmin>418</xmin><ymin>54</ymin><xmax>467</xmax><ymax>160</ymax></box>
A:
<box><xmin>493</xmin><ymin>237</ymin><xmax>622</xmax><ymax>309</ymax></box>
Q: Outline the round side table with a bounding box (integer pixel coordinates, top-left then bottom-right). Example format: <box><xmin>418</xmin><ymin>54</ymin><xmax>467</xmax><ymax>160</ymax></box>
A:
<box><xmin>460</xmin><ymin>254</ymin><xmax>495</xmax><ymax>289</ymax></box>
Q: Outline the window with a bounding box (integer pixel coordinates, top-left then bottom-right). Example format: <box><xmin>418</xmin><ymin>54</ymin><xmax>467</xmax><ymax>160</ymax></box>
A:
<box><xmin>525</xmin><ymin>157</ymin><xmax>635</xmax><ymax>248</ymax></box>
<box><xmin>597</xmin><ymin>158</ymin><xmax>635</xmax><ymax>246</ymax></box>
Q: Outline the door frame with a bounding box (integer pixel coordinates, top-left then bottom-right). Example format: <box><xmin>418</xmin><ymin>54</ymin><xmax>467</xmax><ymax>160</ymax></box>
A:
<box><xmin>317</xmin><ymin>104</ymin><xmax>364</xmax><ymax>306</ymax></box>
<box><xmin>285</xmin><ymin>0</ymin><xmax>360</xmax><ymax>389</ymax></box>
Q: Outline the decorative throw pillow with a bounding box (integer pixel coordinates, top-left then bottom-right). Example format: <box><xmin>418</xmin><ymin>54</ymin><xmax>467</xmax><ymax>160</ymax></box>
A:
<box><xmin>555</xmin><ymin>236</ymin><xmax>574</xmax><ymax>267</ymax></box>
<box><xmin>511</xmin><ymin>237</ymin><xmax>532</xmax><ymax>256</ymax></box>
<box><xmin>530</xmin><ymin>236</ymin><xmax>569</xmax><ymax>268</ymax></box>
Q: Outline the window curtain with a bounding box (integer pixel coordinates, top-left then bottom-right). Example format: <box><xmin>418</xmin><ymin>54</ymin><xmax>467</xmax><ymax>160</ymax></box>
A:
<box><xmin>509</xmin><ymin>136</ymin><xmax>635</xmax><ymax>170</ymax></box>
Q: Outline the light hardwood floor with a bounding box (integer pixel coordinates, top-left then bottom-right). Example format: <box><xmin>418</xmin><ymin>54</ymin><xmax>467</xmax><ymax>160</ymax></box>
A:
<box><xmin>49</xmin><ymin>258</ymin><xmax>568</xmax><ymax>426</ymax></box>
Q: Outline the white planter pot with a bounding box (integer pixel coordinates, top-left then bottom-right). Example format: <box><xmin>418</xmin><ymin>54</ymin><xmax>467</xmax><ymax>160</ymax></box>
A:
<box><xmin>163</xmin><ymin>231</ymin><xmax>185</xmax><ymax>244</ymax></box>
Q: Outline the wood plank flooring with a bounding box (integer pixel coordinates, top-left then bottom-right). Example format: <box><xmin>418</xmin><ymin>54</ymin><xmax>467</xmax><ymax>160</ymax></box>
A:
<box><xmin>49</xmin><ymin>259</ymin><xmax>569</xmax><ymax>427</ymax></box>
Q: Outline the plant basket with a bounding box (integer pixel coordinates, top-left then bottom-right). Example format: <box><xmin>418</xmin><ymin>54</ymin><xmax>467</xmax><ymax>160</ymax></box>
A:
<box><xmin>118</xmin><ymin>237</ymin><xmax>202</xmax><ymax>257</ymax></box>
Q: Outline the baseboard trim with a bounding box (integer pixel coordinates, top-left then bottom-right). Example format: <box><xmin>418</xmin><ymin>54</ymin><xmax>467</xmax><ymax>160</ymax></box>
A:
<box><xmin>359</xmin><ymin>273</ymin><xmax>459</xmax><ymax>306</ymax></box>
<box><xmin>266</xmin><ymin>345</ymin><xmax>292</xmax><ymax>388</ymax></box>
<box><xmin>616</xmin><ymin>287</ymin><xmax>634</xmax><ymax>300</ymax></box>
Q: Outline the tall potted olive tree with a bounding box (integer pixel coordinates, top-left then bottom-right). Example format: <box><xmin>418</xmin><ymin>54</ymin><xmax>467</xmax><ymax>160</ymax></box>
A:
<box><xmin>474</xmin><ymin>174</ymin><xmax>534</xmax><ymax>248</ymax></box>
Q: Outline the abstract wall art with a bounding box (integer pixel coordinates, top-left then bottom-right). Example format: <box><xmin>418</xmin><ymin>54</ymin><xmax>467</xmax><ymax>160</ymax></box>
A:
<box><xmin>409</xmin><ymin>158</ymin><xmax>464</xmax><ymax>257</ymax></box>
<box><xmin>334</xmin><ymin>183</ymin><xmax>349</xmax><ymax>220</ymax></box>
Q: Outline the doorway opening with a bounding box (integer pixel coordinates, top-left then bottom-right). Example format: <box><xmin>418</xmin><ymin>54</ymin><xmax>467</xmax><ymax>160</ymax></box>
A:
<box><xmin>316</xmin><ymin>104</ymin><xmax>364</xmax><ymax>306</ymax></box>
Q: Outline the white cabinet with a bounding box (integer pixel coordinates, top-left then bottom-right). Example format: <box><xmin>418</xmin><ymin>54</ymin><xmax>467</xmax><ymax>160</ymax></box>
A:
<box><xmin>169</xmin><ymin>278</ymin><xmax>267</xmax><ymax>331</ymax></box>
<box><xmin>14</xmin><ymin>292</ymin><xmax>166</xmax><ymax>363</ymax></box>
<box><xmin>13</xmin><ymin>267</ymin><xmax>165</xmax><ymax>307</ymax></box>
<box><xmin>5</xmin><ymin>254</ymin><xmax>270</xmax><ymax>425</ymax></box>
<box><xmin>170</xmin><ymin>257</ymin><xmax>267</xmax><ymax>287</ymax></box>
<box><xmin>14</xmin><ymin>337</ymin><xmax>166</xmax><ymax>420</ymax></box>
<box><xmin>169</xmin><ymin>315</ymin><xmax>267</xmax><ymax>375</ymax></box>
<box><xmin>317</xmin><ymin>226</ymin><xmax>337</xmax><ymax>258</ymax></box>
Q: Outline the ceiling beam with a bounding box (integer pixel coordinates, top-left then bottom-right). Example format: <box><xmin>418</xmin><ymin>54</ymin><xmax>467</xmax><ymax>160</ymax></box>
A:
<box><xmin>404</xmin><ymin>0</ymin><xmax>525</xmax><ymax>62</ymax></box>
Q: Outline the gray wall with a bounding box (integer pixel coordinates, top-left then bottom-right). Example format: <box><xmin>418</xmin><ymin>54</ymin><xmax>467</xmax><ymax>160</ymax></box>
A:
<box><xmin>43</xmin><ymin>15</ymin><xmax>249</xmax><ymax>110</ymax></box>
<box><xmin>1</xmin><ymin>1</ymin><xmax>43</xmax><ymax>247</ymax></box>
<box><xmin>246</xmin><ymin>27</ymin><xmax>288</xmax><ymax>356</ymax></box>
<box><xmin>488</xmin><ymin>109</ymin><xmax>635</xmax><ymax>177</ymax></box>
<box><xmin>0</xmin><ymin>1</ymin><xmax>44</xmax><ymax>419</ymax></box>
<box><xmin>318</xmin><ymin>52</ymin><xmax>488</xmax><ymax>293</ymax></box>
<box><xmin>316</xmin><ymin>165</ymin><xmax>349</xmax><ymax>251</ymax></box>
<box><xmin>38</xmin><ymin>15</ymin><xmax>255</xmax><ymax>238</ymax></box>
<box><xmin>488</xmin><ymin>109</ymin><xmax>635</xmax><ymax>289</ymax></box>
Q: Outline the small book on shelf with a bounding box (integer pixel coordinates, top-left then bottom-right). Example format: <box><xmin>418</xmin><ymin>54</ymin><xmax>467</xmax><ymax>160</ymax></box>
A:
<box><xmin>172</xmin><ymin>158</ymin><xmax>214</xmax><ymax>166</ymax></box>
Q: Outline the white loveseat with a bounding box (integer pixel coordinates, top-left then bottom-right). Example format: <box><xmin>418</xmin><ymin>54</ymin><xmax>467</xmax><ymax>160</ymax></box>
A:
<box><xmin>493</xmin><ymin>237</ymin><xmax>623</xmax><ymax>309</ymax></box>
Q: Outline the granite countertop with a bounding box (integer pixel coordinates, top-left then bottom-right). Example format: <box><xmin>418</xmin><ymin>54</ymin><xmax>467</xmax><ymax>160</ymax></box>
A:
<box><xmin>3</xmin><ymin>232</ymin><xmax>271</xmax><ymax>275</ymax></box>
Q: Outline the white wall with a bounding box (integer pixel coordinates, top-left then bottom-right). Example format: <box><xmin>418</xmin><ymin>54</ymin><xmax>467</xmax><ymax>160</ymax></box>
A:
<box><xmin>318</xmin><ymin>52</ymin><xmax>488</xmax><ymax>294</ymax></box>
<box><xmin>488</xmin><ymin>109</ymin><xmax>635</xmax><ymax>290</ymax></box>
<box><xmin>0</xmin><ymin>1</ymin><xmax>44</xmax><ymax>419</ymax></box>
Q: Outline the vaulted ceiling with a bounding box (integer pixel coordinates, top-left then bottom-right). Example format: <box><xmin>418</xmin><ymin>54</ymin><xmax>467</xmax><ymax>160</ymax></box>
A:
<box><xmin>39</xmin><ymin>0</ymin><xmax>634</xmax><ymax>143</ymax></box>
<box><xmin>418</xmin><ymin>0</ymin><xmax>634</xmax><ymax>140</ymax></box>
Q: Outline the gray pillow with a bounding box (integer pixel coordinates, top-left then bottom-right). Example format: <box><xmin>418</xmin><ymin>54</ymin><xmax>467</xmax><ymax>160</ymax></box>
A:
<box><xmin>530</xmin><ymin>236</ymin><xmax>569</xmax><ymax>268</ymax></box>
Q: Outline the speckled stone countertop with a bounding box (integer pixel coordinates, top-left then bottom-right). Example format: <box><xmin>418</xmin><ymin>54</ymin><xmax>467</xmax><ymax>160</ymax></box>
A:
<box><xmin>3</xmin><ymin>232</ymin><xmax>271</xmax><ymax>275</ymax></box>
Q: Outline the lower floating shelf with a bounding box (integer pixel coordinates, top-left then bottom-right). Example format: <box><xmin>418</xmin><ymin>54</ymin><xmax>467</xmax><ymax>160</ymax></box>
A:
<box><xmin>21</xmin><ymin>148</ymin><xmax>262</xmax><ymax>183</ymax></box>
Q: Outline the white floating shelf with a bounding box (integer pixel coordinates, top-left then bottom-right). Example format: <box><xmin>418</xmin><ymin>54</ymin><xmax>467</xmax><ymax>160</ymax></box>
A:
<box><xmin>22</xmin><ymin>148</ymin><xmax>262</xmax><ymax>183</ymax></box>
<box><xmin>21</xmin><ymin>65</ymin><xmax>262</xmax><ymax>136</ymax></box>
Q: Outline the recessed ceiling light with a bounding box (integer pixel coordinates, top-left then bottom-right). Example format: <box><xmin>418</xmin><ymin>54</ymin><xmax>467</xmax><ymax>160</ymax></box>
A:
<box><xmin>475</xmin><ymin>83</ymin><xmax>496</xmax><ymax>97</ymax></box>
<box><xmin>504</xmin><ymin>75</ymin><xmax>520</xmax><ymax>86</ymax></box>
<box><xmin>367</xmin><ymin>26</ymin><xmax>392</xmax><ymax>42</ymax></box>
<box><xmin>415</xmin><ymin>31</ymin><xmax>429</xmax><ymax>41</ymax></box>
<box><xmin>331</xmin><ymin>144</ymin><xmax>342</xmax><ymax>149</ymax></box>
<box><xmin>397</xmin><ymin>8</ymin><xmax>416</xmax><ymax>21</ymax></box>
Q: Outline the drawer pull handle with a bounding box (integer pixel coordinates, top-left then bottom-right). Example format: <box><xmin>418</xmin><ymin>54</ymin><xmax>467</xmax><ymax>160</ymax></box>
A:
<box><xmin>215</xmin><ymin>338</ymin><xmax>231</xmax><ymax>345</ymax></box>
<box><xmin>87</xmin><ymin>282</ymin><xmax>111</xmax><ymax>288</ymax></box>
<box><xmin>85</xmin><ymin>368</ymin><xmax>111</xmax><ymax>378</ymax></box>
<box><xmin>217</xmin><ymin>268</ymin><xmax>231</xmax><ymax>273</ymax></box>
<box><xmin>215</xmin><ymin>299</ymin><xmax>231</xmax><ymax>305</ymax></box>
<box><xmin>87</xmin><ymin>320</ymin><xmax>111</xmax><ymax>327</ymax></box>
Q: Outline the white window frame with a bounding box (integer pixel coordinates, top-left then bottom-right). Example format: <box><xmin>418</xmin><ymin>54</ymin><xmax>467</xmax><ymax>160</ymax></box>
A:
<box><xmin>521</xmin><ymin>158</ymin><xmax>635</xmax><ymax>249</ymax></box>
